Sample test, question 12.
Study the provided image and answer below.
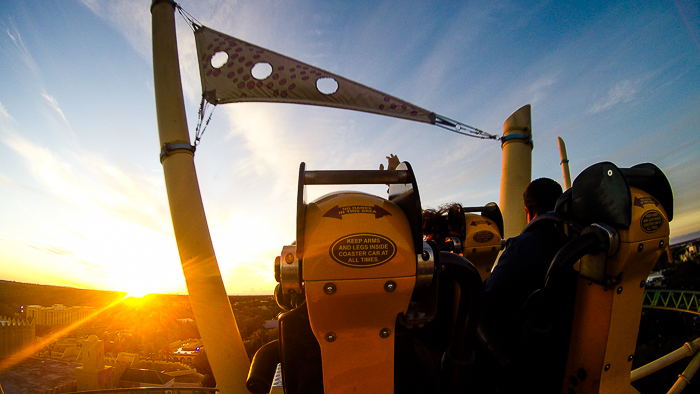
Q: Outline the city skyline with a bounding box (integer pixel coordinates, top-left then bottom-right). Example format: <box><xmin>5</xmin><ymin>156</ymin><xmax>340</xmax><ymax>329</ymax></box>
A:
<box><xmin>1</xmin><ymin>0</ymin><xmax>699</xmax><ymax>295</ymax></box>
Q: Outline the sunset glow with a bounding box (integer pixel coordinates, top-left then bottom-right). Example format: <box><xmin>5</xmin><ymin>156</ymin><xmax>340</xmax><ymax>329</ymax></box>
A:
<box><xmin>1</xmin><ymin>0</ymin><xmax>699</xmax><ymax>296</ymax></box>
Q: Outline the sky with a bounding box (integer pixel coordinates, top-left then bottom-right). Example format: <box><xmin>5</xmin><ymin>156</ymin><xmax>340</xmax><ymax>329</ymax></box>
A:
<box><xmin>0</xmin><ymin>0</ymin><xmax>699</xmax><ymax>296</ymax></box>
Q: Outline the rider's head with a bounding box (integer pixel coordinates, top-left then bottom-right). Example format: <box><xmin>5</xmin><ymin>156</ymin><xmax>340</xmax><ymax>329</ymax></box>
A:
<box><xmin>523</xmin><ymin>178</ymin><xmax>562</xmax><ymax>222</ymax></box>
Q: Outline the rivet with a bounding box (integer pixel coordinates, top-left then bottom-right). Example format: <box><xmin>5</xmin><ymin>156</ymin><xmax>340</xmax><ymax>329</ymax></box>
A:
<box><xmin>421</xmin><ymin>250</ymin><xmax>430</xmax><ymax>261</ymax></box>
<box><xmin>637</xmin><ymin>244</ymin><xmax>644</xmax><ymax>252</ymax></box>
<box><xmin>604</xmin><ymin>364</ymin><xmax>611</xmax><ymax>371</ymax></box>
<box><xmin>659</xmin><ymin>240</ymin><xmax>664</xmax><ymax>249</ymax></box>
<box><xmin>325</xmin><ymin>332</ymin><xmax>336</xmax><ymax>342</ymax></box>
<box><xmin>569</xmin><ymin>376</ymin><xmax>578</xmax><ymax>387</ymax></box>
<box><xmin>577</xmin><ymin>368</ymin><xmax>587</xmax><ymax>380</ymax></box>
<box><xmin>628</xmin><ymin>355</ymin><xmax>634</xmax><ymax>362</ymax></box>
<box><xmin>285</xmin><ymin>253</ymin><xmax>295</xmax><ymax>264</ymax></box>
<box><xmin>617</xmin><ymin>286</ymin><xmax>623</xmax><ymax>294</ymax></box>
<box><xmin>379</xmin><ymin>328</ymin><xmax>391</xmax><ymax>338</ymax></box>
<box><xmin>384</xmin><ymin>281</ymin><xmax>396</xmax><ymax>292</ymax></box>
<box><xmin>324</xmin><ymin>283</ymin><xmax>336</xmax><ymax>295</ymax></box>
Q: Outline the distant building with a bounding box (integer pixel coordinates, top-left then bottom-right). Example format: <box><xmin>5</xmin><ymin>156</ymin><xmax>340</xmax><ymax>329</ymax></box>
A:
<box><xmin>25</xmin><ymin>304</ymin><xmax>94</xmax><ymax>326</ymax></box>
<box><xmin>0</xmin><ymin>357</ymin><xmax>77</xmax><ymax>394</ymax></box>
<box><xmin>0</xmin><ymin>316</ymin><xmax>35</xmax><ymax>358</ymax></box>
<box><xmin>168</xmin><ymin>339</ymin><xmax>203</xmax><ymax>365</ymax></box>
<box><xmin>680</xmin><ymin>243</ymin><xmax>699</xmax><ymax>263</ymax></box>
<box><xmin>119</xmin><ymin>368</ymin><xmax>175</xmax><ymax>388</ymax></box>
<box><xmin>74</xmin><ymin>335</ymin><xmax>115</xmax><ymax>391</ymax></box>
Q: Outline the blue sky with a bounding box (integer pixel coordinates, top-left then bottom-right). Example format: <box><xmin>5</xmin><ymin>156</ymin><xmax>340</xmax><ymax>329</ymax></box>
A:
<box><xmin>0</xmin><ymin>0</ymin><xmax>698</xmax><ymax>295</ymax></box>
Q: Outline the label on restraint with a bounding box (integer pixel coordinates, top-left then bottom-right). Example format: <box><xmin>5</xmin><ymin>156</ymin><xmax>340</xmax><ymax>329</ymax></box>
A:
<box><xmin>473</xmin><ymin>230</ymin><xmax>495</xmax><ymax>243</ymax></box>
<box><xmin>640</xmin><ymin>210</ymin><xmax>663</xmax><ymax>233</ymax></box>
<box><xmin>330</xmin><ymin>233</ymin><xmax>397</xmax><ymax>267</ymax></box>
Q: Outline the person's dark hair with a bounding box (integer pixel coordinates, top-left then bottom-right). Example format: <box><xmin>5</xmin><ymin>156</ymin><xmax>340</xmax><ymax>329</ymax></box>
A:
<box><xmin>422</xmin><ymin>203</ymin><xmax>464</xmax><ymax>241</ymax></box>
<box><xmin>523</xmin><ymin>178</ymin><xmax>563</xmax><ymax>217</ymax></box>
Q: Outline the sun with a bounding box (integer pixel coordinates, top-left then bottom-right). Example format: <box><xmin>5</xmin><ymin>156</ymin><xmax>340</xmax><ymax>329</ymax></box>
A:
<box><xmin>115</xmin><ymin>277</ymin><xmax>157</xmax><ymax>299</ymax></box>
<box><xmin>124</xmin><ymin>289</ymin><xmax>151</xmax><ymax>299</ymax></box>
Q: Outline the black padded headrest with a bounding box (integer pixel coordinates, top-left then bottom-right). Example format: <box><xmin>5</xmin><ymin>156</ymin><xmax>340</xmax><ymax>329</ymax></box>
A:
<box><xmin>571</xmin><ymin>162</ymin><xmax>631</xmax><ymax>229</ymax></box>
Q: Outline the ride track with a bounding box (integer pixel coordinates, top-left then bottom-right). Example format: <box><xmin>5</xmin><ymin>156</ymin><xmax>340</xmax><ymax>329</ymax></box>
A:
<box><xmin>643</xmin><ymin>289</ymin><xmax>700</xmax><ymax>315</ymax></box>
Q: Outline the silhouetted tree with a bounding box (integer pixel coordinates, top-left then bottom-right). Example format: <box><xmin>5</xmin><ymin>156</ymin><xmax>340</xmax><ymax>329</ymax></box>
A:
<box><xmin>664</xmin><ymin>261</ymin><xmax>700</xmax><ymax>290</ymax></box>
<box><xmin>193</xmin><ymin>349</ymin><xmax>216</xmax><ymax>387</ymax></box>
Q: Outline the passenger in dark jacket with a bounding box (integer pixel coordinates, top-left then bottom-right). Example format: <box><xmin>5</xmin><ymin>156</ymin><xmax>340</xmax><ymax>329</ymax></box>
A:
<box><xmin>479</xmin><ymin>177</ymin><xmax>567</xmax><ymax>394</ymax></box>
<box><xmin>483</xmin><ymin>177</ymin><xmax>564</xmax><ymax>317</ymax></box>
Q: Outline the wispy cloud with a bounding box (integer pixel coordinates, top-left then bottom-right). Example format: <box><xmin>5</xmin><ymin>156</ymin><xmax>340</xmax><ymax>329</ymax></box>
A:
<box><xmin>78</xmin><ymin>0</ymin><xmax>153</xmax><ymax>60</ymax></box>
<box><xmin>0</xmin><ymin>128</ymin><xmax>170</xmax><ymax>235</ymax></box>
<box><xmin>674</xmin><ymin>0</ymin><xmax>700</xmax><ymax>55</ymax></box>
<box><xmin>40</xmin><ymin>91</ymin><xmax>75</xmax><ymax>137</ymax></box>
<box><xmin>2</xmin><ymin>19</ymin><xmax>39</xmax><ymax>76</ymax></box>
<box><xmin>0</xmin><ymin>233</ymin><xmax>107</xmax><ymax>275</ymax></box>
<box><xmin>589</xmin><ymin>79</ymin><xmax>639</xmax><ymax>113</ymax></box>
<box><xmin>0</xmin><ymin>101</ymin><xmax>14</xmax><ymax>124</ymax></box>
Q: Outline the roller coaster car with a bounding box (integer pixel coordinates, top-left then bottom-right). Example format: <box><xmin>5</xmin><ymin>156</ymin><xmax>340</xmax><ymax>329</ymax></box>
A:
<box><xmin>247</xmin><ymin>161</ymin><xmax>672</xmax><ymax>394</ymax></box>
<box><xmin>477</xmin><ymin>162</ymin><xmax>674</xmax><ymax>394</ymax></box>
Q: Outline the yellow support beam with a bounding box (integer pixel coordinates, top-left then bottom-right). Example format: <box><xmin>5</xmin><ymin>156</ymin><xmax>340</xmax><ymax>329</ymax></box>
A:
<box><xmin>631</xmin><ymin>338</ymin><xmax>700</xmax><ymax>382</ymax></box>
<box><xmin>151</xmin><ymin>1</ymin><xmax>250</xmax><ymax>392</ymax></box>
<box><xmin>557</xmin><ymin>136</ymin><xmax>571</xmax><ymax>190</ymax></box>
<box><xmin>499</xmin><ymin>105</ymin><xmax>532</xmax><ymax>238</ymax></box>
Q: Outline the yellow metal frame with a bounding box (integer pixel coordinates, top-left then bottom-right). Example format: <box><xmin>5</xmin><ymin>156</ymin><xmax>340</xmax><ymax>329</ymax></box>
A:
<box><xmin>561</xmin><ymin>187</ymin><xmax>670</xmax><ymax>394</ymax></box>
<box><xmin>302</xmin><ymin>191</ymin><xmax>417</xmax><ymax>393</ymax></box>
<box><xmin>461</xmin><ymin>212</ymin><xmax>501</xmax><ymax>280</ymax></box>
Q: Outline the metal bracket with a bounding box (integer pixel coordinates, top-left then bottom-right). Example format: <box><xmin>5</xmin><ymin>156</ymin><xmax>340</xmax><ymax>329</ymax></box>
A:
<box><xmin>416</xmin><ymin>241</ymin><xmax>435</xmax><ymax>288</ymax></box>
<box><xmin>160</xmin><ymin>142</ymin><xmax>196</xmax><ymax>163</ymax></box>
<box><xmin>280</xmin><ymin>245</ymin><xmax>303</xmax><ymax>295</ymax></box>
<box><xmin>500</xmin><ymin>133</ymin><xmax>533</xmax><ymax>147</ymax></box>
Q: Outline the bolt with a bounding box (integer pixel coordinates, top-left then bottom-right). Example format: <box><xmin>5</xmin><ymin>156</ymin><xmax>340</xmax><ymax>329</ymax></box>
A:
<box><xmin>628</xmin><ymin>355</ymin><xmax>634</xmax><ymax>362</ymax></box>
<box><xmin>569</xmin><ymin>376</ymin><xmax>578</xmax><ymax>387</ymax></box>
<box><xmin>638</xmin><ymin>244</ymin><xmax>644</xmax><ymax>252</ymax></box>
<box><xmin>659</xmin><ymin>240</ymin><xmax>664</xmax><ymax>249</ymax></box>
<box><xmin>617</xmin><ymin>286</ymin><xmax>623</xmax><ymax>294</ymax></box>
<box><xmin>421</xmin><ymin>250</ymin><xmax>430</xmax><ymax>261</ymax></box>
<box><xmin>285</xmin><ymin>253</ymin><xmax>295</xmax><ymax>264</ymax></box>
<box><xmin>379</xmin><ymin>328</ymin><xmax>391</xmax><ymax>338</ymax></box>
<box><xmin>604</xmin><ymin>364</ymin><xmax>611</xmax><ymax>371</ymax></box>
<box><xmin>384</xmin><ymin>281</ymin><xmax>396</xmax><ymax>292</ymax></box>
<box><xmin>325</xmin><ymin>332</ymin><xmax>336</xmax><ymax>342</ymax></box>
<box><xmin>324</xmin><ymin>283</ymin><xmax>336</xmax><ymax>295</ymax></box>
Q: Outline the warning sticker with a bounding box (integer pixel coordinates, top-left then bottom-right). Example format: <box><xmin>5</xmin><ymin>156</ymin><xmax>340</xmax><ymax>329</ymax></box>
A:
<box><xmin>323</xmin><ymin>205</ymin><xmax>392</xmax><ymax>219</ymax></box>
<box><xmin>473</xmin><ymin>230</ymin><xmax>495</xmax><ymax>243</ymax></box>
<box><xmin>640</xmin><ymin>210</ymin><xmax>663</xmax><ymax>233</ymax></box>
<box><xmin>634</xmin><ymin>196</ymin><xmax>659</xmax><ymax>208</ymax></box>
<box><xmin>330</xmin><ymin>233</ymin><xmax>397</xmax><ymax>268</ymax></box>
